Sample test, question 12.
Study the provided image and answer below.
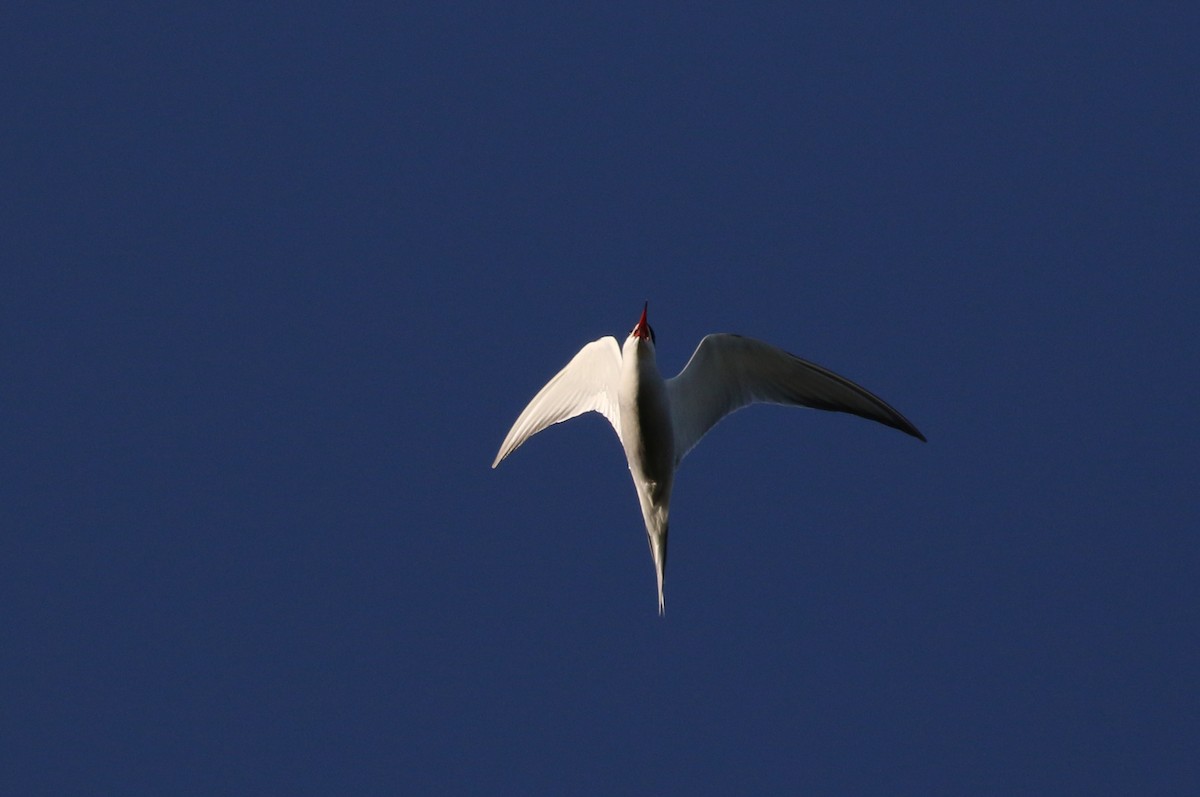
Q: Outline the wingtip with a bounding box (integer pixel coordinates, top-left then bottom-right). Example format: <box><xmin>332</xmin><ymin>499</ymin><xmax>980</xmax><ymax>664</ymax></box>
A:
<box><xmin>888</xmin><ymin>413</ymin><xmax>926</xmax><ymax>443</ymax></box>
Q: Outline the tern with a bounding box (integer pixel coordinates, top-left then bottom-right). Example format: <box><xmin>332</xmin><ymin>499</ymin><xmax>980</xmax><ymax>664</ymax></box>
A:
<box><xmin>492</xmin><ymin>304</ymin><xmax>925</xmax><ymax>614</ymax></box>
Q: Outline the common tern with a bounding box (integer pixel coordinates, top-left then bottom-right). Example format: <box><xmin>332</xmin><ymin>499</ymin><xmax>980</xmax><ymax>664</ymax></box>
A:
<box><xmin>492</xmin><ymin>304</ymin><xmax>925</xmax><ymax>614</ymax></box>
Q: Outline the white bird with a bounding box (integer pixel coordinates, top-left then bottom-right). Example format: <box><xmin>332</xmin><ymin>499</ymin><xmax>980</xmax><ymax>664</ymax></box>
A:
<box><xmin>492</xmin><ymin>304</ymin><xmax>925</xmax><ymax>614</ymax></box>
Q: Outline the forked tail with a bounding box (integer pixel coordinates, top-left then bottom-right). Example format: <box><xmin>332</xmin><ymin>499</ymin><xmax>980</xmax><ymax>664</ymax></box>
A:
<box><xmin>647</xmin><ymin>525</ymin><xmax>668</xmax><ymax>617</ymax></box>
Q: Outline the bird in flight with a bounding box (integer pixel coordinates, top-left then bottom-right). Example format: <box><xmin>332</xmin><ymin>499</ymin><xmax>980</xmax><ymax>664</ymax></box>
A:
<box><xmin>492</xmin><ymin>304</ymin><xmax>925</xmax><ymax>614</ymax></box>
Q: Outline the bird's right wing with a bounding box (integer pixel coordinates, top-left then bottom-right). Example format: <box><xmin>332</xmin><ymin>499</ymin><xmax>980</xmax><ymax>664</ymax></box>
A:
<box><xmin>667</xmin><ymin>334</ymin><xmax>925</xmax><ymax>464</ymax></box>
<box><xmin>492</xmin><ymin>336</ymin><xmax>624</xmax><ymax>468</ymax></box>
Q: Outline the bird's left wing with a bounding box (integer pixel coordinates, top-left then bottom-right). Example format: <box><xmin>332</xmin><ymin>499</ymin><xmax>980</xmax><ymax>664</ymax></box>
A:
<box><xmin>667</xmin><ymin>334</ymin><xmax>925</xmax><ymax>464</ymax></box>
<box><xmin>492</xmin><ymin>336</ymin><xmax>624</xmax><ymax>468</ymax></box>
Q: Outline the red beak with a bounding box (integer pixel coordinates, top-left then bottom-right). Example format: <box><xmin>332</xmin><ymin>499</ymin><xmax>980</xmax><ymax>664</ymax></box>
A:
<box><xmin>632</xmin><ymin>302</ymin><xmax>651</xmax><ymax>339</ymax></box>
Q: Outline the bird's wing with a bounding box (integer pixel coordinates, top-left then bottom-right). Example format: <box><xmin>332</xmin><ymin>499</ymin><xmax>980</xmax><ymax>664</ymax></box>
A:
<box><xmin>666</xmin><ymin>334</ymin><xmax>925</xmax><ymax>464</ymax></box>
<box><xmin>492</xmin><ymin>336</ymin><xmax>624</xmax><ymax>468</ymax></box>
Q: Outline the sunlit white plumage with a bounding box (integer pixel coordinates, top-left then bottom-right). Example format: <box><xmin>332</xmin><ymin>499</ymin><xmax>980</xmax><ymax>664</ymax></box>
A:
<box><xmin>492</xmin><ymin>304</ymin><xmax>925</xmax><ymax>614</ymax></box>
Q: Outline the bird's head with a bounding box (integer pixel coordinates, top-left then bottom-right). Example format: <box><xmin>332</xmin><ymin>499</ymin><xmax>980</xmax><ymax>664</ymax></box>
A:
<box><xmin>629</xmin><ymin>301</ymin><xmax>656</xmax><ymax>347</ymax></box>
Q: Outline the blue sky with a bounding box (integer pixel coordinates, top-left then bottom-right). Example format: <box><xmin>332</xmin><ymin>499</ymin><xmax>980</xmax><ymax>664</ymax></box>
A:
<box><xmin>5</xmin><ymin>4</ymin><xmax>1198</xmax><ymax>794</ymax></box>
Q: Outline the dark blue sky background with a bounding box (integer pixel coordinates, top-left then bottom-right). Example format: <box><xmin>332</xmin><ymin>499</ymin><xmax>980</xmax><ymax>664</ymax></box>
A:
<box><xmin>5</xmin><ymin>4</ymin><xmax>1197</xmax><ymax>794</ymax></box>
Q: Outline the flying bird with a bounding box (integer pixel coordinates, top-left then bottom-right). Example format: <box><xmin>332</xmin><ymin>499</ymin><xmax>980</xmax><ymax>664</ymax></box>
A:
<box><xmin>492</xmin><ymin>304</ymin><xmax>925</xmax><ymax>614</ymax></box>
